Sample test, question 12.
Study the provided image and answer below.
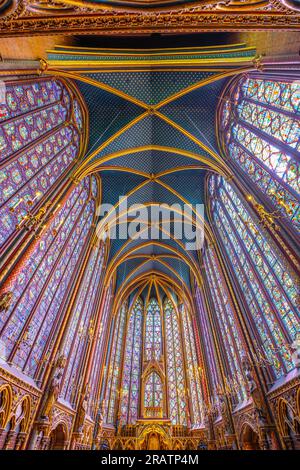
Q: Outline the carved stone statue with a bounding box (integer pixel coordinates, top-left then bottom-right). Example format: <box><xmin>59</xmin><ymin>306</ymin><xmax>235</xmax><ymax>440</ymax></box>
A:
<box><xmin>41</xmin><ymin>354</ymin><xmax>67</xmax><ymax>421</ymax></box>
<box><xmin>217</xmin><ymin>389</ymin><xmax>232</xmax><ymax>435</ymax></box>
<box><xmin>241</xmin><ymin>354</ymin><xmax>267</xmax><ymax>424</ymax></box>
<box><xmin>0</xmin><ymin>292</ymin><xmax>13</xmax><ymax>312</ymax></box>
<box><xmin>76</xmin><ymin>383</ymin><xmax>91</xmax><ymax>432</ymax></box>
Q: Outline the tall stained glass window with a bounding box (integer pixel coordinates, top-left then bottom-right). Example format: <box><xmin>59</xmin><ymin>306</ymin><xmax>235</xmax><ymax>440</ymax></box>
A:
<box><xmin>144</xmin><ymin>372</ymin><xmax>163</xmax><ymax>410</ymax></box>
<box><xmin>181</xmin><ymin>304</ymin><xmax>204</xmax><ymax>428</ymax></box>
<box><xmin>88</xmin><ymin>281</ymin><xmax>113</xmax><ymax>420</ymax></box>
<box><xmin>219</xmin><ymin>75</ymin><xmax>300</xmax><ymax>231</ymax></box>
<box><xmin>0</xmin><ymin>78</ymin><xmax>84</xmax><ymax>249</ymax></box>
<box><xmin>0</xmin><ymin>176</ymin><xmax>96</xmax><ymax>380</ymax></box>
<box><xmin>164</xmin><ymin>298</ymin><xmax>187</xmax><ymax>425</ymax></box>
<box><xmin>204</xmin><ymin>248</ymin><xmax>247</xmax><ymax>403</ymax></box>
<box><xmin>103</xmin><ymin>294</ymin><xmax>205</xmax><ymax>428</ymax></box>
<box><xmin>61</xmin><ymin>217</ymin><xmax>105</xmax><ymax>405</ymax></box>
<box><xmin>144</xmin><ymin>298</ymin><xmax>162</xmax><ymax>361</ymax></box>
<box><xmin>195</xmin><ymin>284</ymin><xmax>220</xmax><ymax>404</ymax></box>
<box><xmin>120</xmin><ymin>297</ymin><xmax>143</xmax><ymax>424</ymax></box>
<box><xmin>104</xmin><ymin>302</ymin><xmax>127</xmax><ymax>424</ymax></box>
<box><xmin>208</xmin><ymin>174</ymin><xmax>299</xmax><ymax>379</ymax></box>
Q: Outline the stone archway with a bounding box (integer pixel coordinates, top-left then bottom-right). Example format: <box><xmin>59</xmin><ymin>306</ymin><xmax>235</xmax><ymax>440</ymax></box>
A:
<box><xmin>240</xmin><ymin>424</ymin><xmax>261</xmax><ymax>450</ymax></box>
<box><xmin>147</xmin><ymin>432</ymin><xmax>160</xmax><ymax>450</ymax></box>
<box><xmin>49</xmin><ymin>423</ymin><xmax>67</xmax><ymax>450</ymax></box>
<box><xmin>278</xmin><ymin>398</ymin><xmax>300</xmax><ymax>449</ymax></box>
<box><xmin>137</xmin><ymin>424</ymin><xmax>171</xmax><ymax>450</ymax></box>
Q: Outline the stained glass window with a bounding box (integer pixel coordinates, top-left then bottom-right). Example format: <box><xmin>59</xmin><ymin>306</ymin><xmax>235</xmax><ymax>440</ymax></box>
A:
<box><xmin>120</xmin><ymin>297</ymin><xmax>143</xmax><ymax>424</ymax></box>
<box><xmin>0</xmin><ymin>176</ymin><xmax>95</xmax><ymax>380</ymax></box>
<box><xmin>144</xmin><ymin>371</ymin><xmax>163</xmax><ymax>410</ymax></box>
<box><xmin>88</xmin><ymin>282</ymin><xmax>113</xmax><ymax>420</ymax></box>
<box><xmin>219</xmin><ymin>75</ymin><xmax>300</xmax><ymax>231</ymax></box>
<box><xmin>195</xmin><ymin>284</ymin><xmax>220</xmax><ymax>405</ymax></box>
<box><xmin>204</xmin><ymin>248</ymin><xmax>247</xmax><ymax>403</ymax></box>
<box><xmin>145</xmin><ymin>298</ymin><xmax>162</xmax><ymax>361</ymax></box>
<box><xmin>0</xmin><ymin>78</ymin><xmax>83</xmax><ymax>249</ymax></box>
<box><xmin>104</xmin><ymin>302</ymin><xmax>127</xmax><ymax>424</ymax></box>
<box><xmin>209</xmin><ymin>174</ymin><xmax>300</xmax><ymax>379</ymax></box>
<box><xmin>180</xmin><ymin>303</ymin><xmax>204</xmax><ymax>428</ymax></box>
<box><xmin>61</xmin><ymin>239</ymin><xmax>105</xmax><ymax>405</ymax></box>
<box><xmin>164</xmin><ymin>298</ymin><xmax>187</xmax><ymax>425</ymax></box>
<box><xmin>102</xmin><ymin>292</ymin><xmax>208</xmax><ymax>427</ymax></box>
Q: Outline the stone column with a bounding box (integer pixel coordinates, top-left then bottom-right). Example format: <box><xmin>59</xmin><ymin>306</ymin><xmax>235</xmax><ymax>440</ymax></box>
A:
<box><xmin>3</xmin><ymin>430</ymin><xmax>16</xmax><ymax>450</ymax></box>
<box><xmin>0</xmin><ymin>428</ymin><xmax>7</xmax><ymax>449</ymax></box>
<box><xmin>15</xmin><ymin>432</ymin><xmax>27</xmax><ymax>450</ymax></box>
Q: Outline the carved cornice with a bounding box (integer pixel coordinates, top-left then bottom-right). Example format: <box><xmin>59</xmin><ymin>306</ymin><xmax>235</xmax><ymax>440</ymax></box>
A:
<box><xmin>0</xmin><ymin>365</ymin><xmax>41</xmax><ymax>398</ymax></box>
<box><xmin>1</xmin><ymin>1</ymin><xmax>300</xmax><ymax>36</ymax></box>
<box><xmin>267</xmin><ymin>374</ymin><xmax>300</xmax><ymax>401</ymax></box>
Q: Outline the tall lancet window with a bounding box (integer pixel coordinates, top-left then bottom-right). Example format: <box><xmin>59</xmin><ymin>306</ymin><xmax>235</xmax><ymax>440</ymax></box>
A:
<box><xmin>164</xmin><ymin>298</ymin><xmax>187</xmax><ymax>425</ymax></box>
<box><xmin>145</xmin><ymin>298</ymin><xmax>162</xmax><ymax>361</ymax></box>
<box><xmin>208</xmin><ymin>175</ymin><xmax>299</xmax><ymax>379</ymax></box>
<box><xmin>144</xmin><ymin>371</ymin><xmax>163</xmax><ymax>411</ymax></box>
<box><xmin>88</xmin><ymin>281</ymin><xmax>113</xmax><ymax>420</ymax></box>
<box><xmin>61</xmin><ymin>208</ymin><xmax>105</xmax><ymax>406</ymax></box>
<box><xmin>195</xmin><ymin>284</ymin><xmax>220</xmax><ymax>404</ymax></box>
<box><xmin>104</xmin><ymin>302</ymin><xmax>127</xmax><ymax>424</ymax></box>
<box><xmin>120</xmin><ymin>297</ymin><xmax>143</xmax><ymax>424</ymax></box>
<box><xmin>204</xmin><ymin>247</ymin><xmax>247</xmax><ymax>403</ymax></box>
<box><xmin>180</xmin><ymin>304</ymin><xmax>204</xmax><ymax>428</ymax></box>
<box><xmin>0</xmin><ymin>176</ymin><xmax>96</xmax><ymax>379</ymax></box>
<box><xmin>219</xmin><ymin>75</ymin><xmax>300</xmax><ymax>231</ymax></box>
<box><xmin>0</xmin><ymin>78</ymin><xmax>84</xmax><ymax>249</ymax></box>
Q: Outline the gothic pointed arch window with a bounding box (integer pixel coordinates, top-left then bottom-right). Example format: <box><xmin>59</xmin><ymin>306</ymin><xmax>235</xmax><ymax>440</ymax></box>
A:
<box><xmin>120</xmin><ymin>296</ymin><xmax>143</xmax><ymax>424</ymax></box>
<box><xmin>61</xmin><ymin>210</ymin><xmax>106</xmax><ymax>405</ymax></box>
<box><xmin>104</xmin><ymin>301</ymin><xmax>127</xmax><ymax>424</ymax></box>
<box><xmin>102</xmin><ymin>292</ymin><xmax>206</xmax><ymax>428</ymax></box>
<box><xmin>218</xmin><ymin>74</ymin><xmax>300</xmax><ymax>232</ymax></box>
<box><xmin>203</xmin><ymin>247</ymin><xmax>247</xmax><ymax>403</ymax></box>
<box><xmin>180</xmin><ymin>303</ymin><xmax>204</xmax><ymax>428</ymax></box>
<box><xmin>194</xmin><ymin>284</ymin><xmax>220</xmax><ymax>404</ymax></box>
<box><xmin>88</xmin><ymin>281</ymin><xmax>113</xmax><ymax>420</ymax></box>
<box><xmin>144</xmin><ymin>371</ymin><xmax>163</xmax><ymax>412</ymax></box>
<box><xmin>0</xmin><ymin>175</ymin><xmax>96</xmax><ymax>380</ymax></box>
<box><xmin>208</xmin><ymin>174</ymin><xmax>299</xmax><ymax>379</ymax></box>
<box><xmin>164</xmin><ymin>297</ymin><xmax>187</xmax><ymax>425</ymax></box>
<box><xmin>145</xmin><ymin>297</ymin><xmax>162</xmax><ymax>361</ymax></box>
<box><xmin>0</xmin><ymin>77</ymin><xmax>84</xmax><ymax>249</ymax></box>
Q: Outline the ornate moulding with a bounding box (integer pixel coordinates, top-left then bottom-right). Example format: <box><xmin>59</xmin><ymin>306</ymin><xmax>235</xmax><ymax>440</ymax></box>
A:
<box><xmin>0</xmin><ymin>365</ymin><xmax>41</xmax><ymax>398</ymax></box>
<box><xmin>267</xmin><ymin>372</ymin><xmax>300</xmax><ymax>413</ymax></box>
<box><xmin>0</xmin><ymin>0</ymin><xmax>300</xmax><ymax>35</ymax></box>
<box><xmin>0</xmin><ymin>366</ymin><xmax>41</xmax><ymax>437</ymax></box>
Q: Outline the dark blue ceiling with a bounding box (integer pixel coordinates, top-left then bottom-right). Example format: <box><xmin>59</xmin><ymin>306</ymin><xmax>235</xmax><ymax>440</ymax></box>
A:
<box><xmin>76</xmin><ymin>73</ymin><xmax>225</xmax><ymax>291</ymax></box>
<box><xmin>75</xmin><ymin>80</ymin><xmax>143</xmax><ymax>156</ymax></box>
<box><xmin>83</xmin><ymin>71</ymin><xmax>217</xmax><ymax>106</ymax></box>
<box><xmin>56</xmin><ymin>44</ymin><xmax>255</xmax><ymax>294</ymax></box>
